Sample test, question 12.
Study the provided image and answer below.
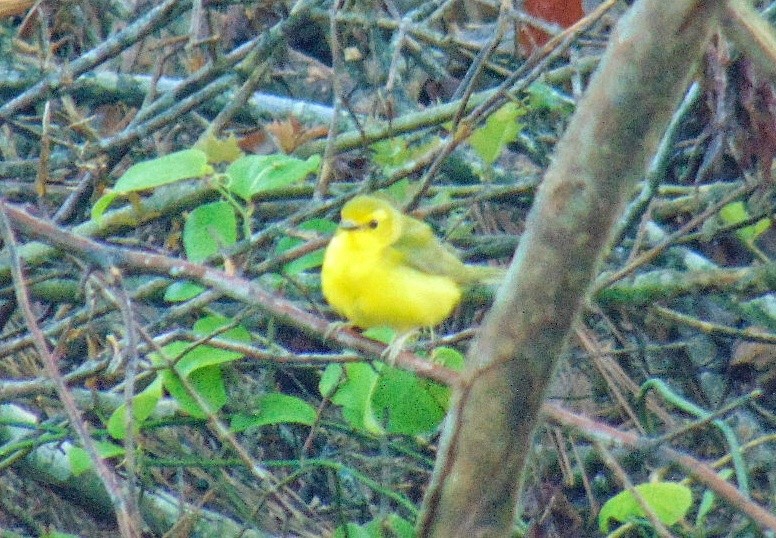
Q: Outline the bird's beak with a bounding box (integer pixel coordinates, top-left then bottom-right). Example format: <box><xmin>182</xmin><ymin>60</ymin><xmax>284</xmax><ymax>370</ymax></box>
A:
<box><xmin>339</xmin><ymin>219</ymin><xmax>359</xmax><ymax>231</ymax></box>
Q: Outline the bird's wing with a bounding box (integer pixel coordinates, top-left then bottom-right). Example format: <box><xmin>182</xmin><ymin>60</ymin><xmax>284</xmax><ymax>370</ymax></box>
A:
<box><xmin>391</xmin><ymin>216</ymin><xmax>468</xmax><ymax>278</ymax></box>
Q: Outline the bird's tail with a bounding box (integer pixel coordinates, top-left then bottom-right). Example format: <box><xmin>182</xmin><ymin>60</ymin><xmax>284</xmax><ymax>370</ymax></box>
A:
<box><xmin>462</xmin><ymin>264</ymin><xmax>506</xmax><ymax>286</ymax></box>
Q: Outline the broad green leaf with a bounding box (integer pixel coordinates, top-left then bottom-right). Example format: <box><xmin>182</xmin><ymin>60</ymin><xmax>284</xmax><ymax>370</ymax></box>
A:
<box><xmin>423</xmin><ymin>347</ymin><xmax>466</xmax><ymax>410</ymax></box>
<box><xmin>226</xmin><ymin>154</ymin><xmax>320</xmax><ymax>201</ymax></box>
<box><xmin>183</xmin><ymin>201</ymin><xmax>237</xmax><ymax>263</ymax></box>
<box><xmin>327</xmin><ymin>358</ymin><xmax>447</xmax><ymax>435</ymax></box>
<box><xmin>372</xmin><ymin>366</ymin><xmax>446</xmax><ymax>435</ymax></box>
<box><xmin>69</xmin><ymin>440</ymin><xmax>126</xmax><ymax>476</ymax></box>
<box><xmin>231</xmin><ymin>393</ymin><xmax>317</xmax><ymax>431</ymax></box>
<box><xmin>431</xmin><ymin>346</ymin><xmax>465</xmax><ymax>371</ymax></box>
<box><xmin>371</xmin><ymin>138</ymin><xmax>409</xmax><ymax>167</ymax></box>
<box><xmin>326</xmin><ymin>329</ymin><xmax>449</xmax><ymax>434</ymax></box>
<box><xmin>162</xmin><ymin>365</ymin><xmax>226</xmax><ymax>418</ymax></box>
<box><xmin>746</xmin><ymin>218</ymin><xmax>772</xmax><ymax>241</ymax></box>
<box><xmin>156</xmin><ymin>341</ymin><xmax>242</xmax><ymax>379</ymax></box>
<box><xmin>719</xmin><ymin>200</ymin><xmax>748</xmax><ymax>226</ymax></box>
<box><xmin>362</xmin><ymin>327</ymin><xmax>395</xmax><ymax>345</ymax></box>
<box><xmin>275</xmin><ymin>218</ymin><xmax>337</xmax><ymax>275</ymax></box>
<box><xmin>599</xmin><ymin>481</ymin><xmax>693</xmax><ymax>532</ymax></box>
<box><xmin>334</xmin><ymin>515</ymin><xmax>415</xmax><ymax>538</ymax></box>
<box><xmin>150</xmin><ymin>316</ymin><xmax>248</xmax><ymax>376</ymax></box>
<box><xmin>281</xmin><ymin>248</ymin><xmax>325</xmax><ymax>276</ymax></box>
<box><xmin>319</xmin><ymin>363</ymin><xmax>343</xmax><ymax>398</ymax></box>
<box><xmin>299</xmin><ymin>218</ymin><xmax>338</xmax><ymax>234</ymax></box>
<box><xmin>150</xmin><ymin>315</ymin><xmax>248</xmax><ymax>418</ymax></box>
<box><xmin>114</xmin><ymin>149</ymin><xmax>210</xmax><ymax>193</ymax></box>
<box><xmin>68</xmin><ymin>446</ymin><xmax>91</xmax><ymax>476</ymax></box>
<box><xmin>107</xmin><ymin>376</ymin><xmax>164</xmax><ymax>440</ymax></box>
<box><xmin>193</xmin><ymin>314</ymin><xmax>251</xmax><ymax>342</ymax></box>
<box><xmin>470</xmin><ymin>102</ymin><xmax>525</xmax><ymax>164</ymax></box>
<box><xmin>164</xmin><ymin>280</ymin><xmax>206</xmax><ymax>302</ymax></box>
<box><xmin>330</xmin><ymin>362</ymin><xmax>384</xmax><ymax>435</ymax></box>
<box><xmin>383</xmin><ymin>178</ymin><xmax>413</xmax><ymax>201</ymax></box>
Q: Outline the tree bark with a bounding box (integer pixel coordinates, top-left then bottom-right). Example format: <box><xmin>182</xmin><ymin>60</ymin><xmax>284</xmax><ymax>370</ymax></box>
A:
<box><xmin>418</xmin><ymin>1</ymin><xmax>724</xmax><ymax>535</ymax></box>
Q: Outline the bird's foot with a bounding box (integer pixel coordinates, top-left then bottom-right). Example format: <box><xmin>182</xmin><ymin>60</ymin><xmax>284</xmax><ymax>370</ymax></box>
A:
<box><xmin>380</xmin><ymin>330</ymin><xmax>418</xmax><ymax>366</ymax></box>
<box><xmin>324</xmin><ymin>320</ymin><xmax>355</xmax><ymax>341</ymax></box>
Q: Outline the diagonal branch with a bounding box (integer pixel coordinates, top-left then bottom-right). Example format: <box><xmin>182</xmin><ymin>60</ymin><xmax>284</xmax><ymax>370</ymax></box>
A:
<box><xmin>417</xmin><ymin>1</ymin><xmax>725</xmax><ymax>535</ymax></box>
<box><xmin>0</xmin><ymin>208</ymin><xmax>141</xmax><ymax>537</ymax></box>
<box><xmin>0</xmin><ymin>199</ymin><xmax>460</xmax><ymax>386</ymax></box>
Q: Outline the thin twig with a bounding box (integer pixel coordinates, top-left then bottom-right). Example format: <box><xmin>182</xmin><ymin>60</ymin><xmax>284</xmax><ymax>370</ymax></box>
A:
<box><xmin>0</xmin><ymin>204</ymin><xmax>141</xmax><ymax>537</ymax></box>
<box><xmin>315</xmin><ymin>0</ymin><xmax>346</xmax><ymax>199</ymax></box>
<box><xmin>0</xmin><ymin>0</ymin><xmax>185</xmax><ymax>120</ymax></box>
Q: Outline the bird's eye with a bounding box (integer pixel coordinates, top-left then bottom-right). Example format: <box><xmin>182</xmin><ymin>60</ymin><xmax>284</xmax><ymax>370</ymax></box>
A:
<box><xmin>368</xmin><ymin>219</ymin><xmax>379</xmax><ymax>229</ymax></box>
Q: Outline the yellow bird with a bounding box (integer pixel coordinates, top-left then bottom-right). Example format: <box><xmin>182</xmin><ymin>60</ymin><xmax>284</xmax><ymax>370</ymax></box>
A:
<box><xmin>321</xmin><ymin>194</ymin><xmax>502</xmax><ymax>361</ymax></box>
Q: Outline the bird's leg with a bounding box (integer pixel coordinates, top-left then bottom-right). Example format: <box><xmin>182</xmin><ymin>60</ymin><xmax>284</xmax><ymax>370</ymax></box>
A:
<box><xmin>381</xmin><ymin>330</ymin><xmax>418</xmax><ymax>366</ymax></box>
<box><xmin>427</xmin><ymin>326</ymin><xmax>436</xmax><ymax>343</ymax></box>
<box><xmin>324</xmin><ymin>320</ymin><xmax>355</xmax><ymax>341</ymax></box>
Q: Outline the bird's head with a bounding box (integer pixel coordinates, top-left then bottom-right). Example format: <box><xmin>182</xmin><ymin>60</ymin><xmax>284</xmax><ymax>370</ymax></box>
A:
<box><xmin>337</xmin><ymin>195</ymin><xmax>401</xmax><ymax>249</ymax></box>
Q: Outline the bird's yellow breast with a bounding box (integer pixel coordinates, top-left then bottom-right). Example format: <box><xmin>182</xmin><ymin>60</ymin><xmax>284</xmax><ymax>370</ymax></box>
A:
<box><xmin>321</xmin><ymin>220</ymin><xmax>462</xmax><ymax>333</ymax></box>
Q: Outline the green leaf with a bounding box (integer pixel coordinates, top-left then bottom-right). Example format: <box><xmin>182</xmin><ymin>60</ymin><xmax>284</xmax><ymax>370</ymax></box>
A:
<box><xmin>68</xmin><ymin>447</ymin><xmax>91</xmax><ymax>476</ymax></box>
<box><xmin>599</xmin><ymin>481</ymin><xmax>693</xmax><ymax>533</ymax></box>
<box><xmin>719</xmin><ymin>200</ymin><xmax>748</xmax><ymax>225</ymax></box>
<box><xmin>364</xmin><ymin>514</ymin><xmax>415</xmax><ymax>538</ymax></box>
<box><xmin>69</xmin><ymin>440</ymin><xmax>126</xmax><ymax>476</ymax></box>
<box><xmin>195</xmin><ymin>132</ymin><xmax>243</xmax><ymax>164</ymax></box>
<box><xmin>326</xmin><ymin>358</ymin><xmax>448</xmax><ymax>435</ymax></box>
<box><xmin>275</xmin><ymin>218</ymin><xmax>337</xmax><ymax>275</ymax></box>
<box><xmin>114</xmin><ymin>149</ymin><xmax>210</xmax><ymax>193</ymax></box>
<box><xmin>319</xmin><ymin>363</ymin><xmax>343</xmax><ymax>398</ymax></box>
<box><xmin>193</xmin><ymin>313</ymin><xmax>251</xmax><ymax>342</ymax></box>
<box><xmin>163</xmin><ymin>365</ymin><xmax>227</xmax><ymax>418</ymax></box>
<box><xmin>226</xmin><ymin>154</ymin><xmax>320</xmax><ymax>201</ymax></box>
<box><xmin>372</xmin><ymin>366</ymin><xmax>446</xmax><ymax>435</ymax></box>
<box><xmin>231</xmin><ymin>393</ymin><xmax>317</xmax><ymax>431</ymax></box>
<box><xmin>183</xmin><ymin>201</ymin><xmax>237</xmax><ymax>263</ymax></box>
<box><xmin>719</xmin><ymin>201</ymin><xmax>772</xmax><ymax>242</ymax></box>
<box><xmin>469</xmin><ymin>102</ymin><xmax>525</xmax><ymax>164</ymax></box>
<box><xmin>156</xmin><ymin>340</ymin><xmax>242</xmax><ymax>380</ymax></box>
<box><xmin>430</xmin><ymin>346</ymin><xmax>465</xmax><ymax>371</ymax></box>
<box><xmin>107</xmin><ymin>377</ymin><xmax>164</xmax><ymax>440</ymax></box>
<box><xmin>90</xmin><ymin>191</ymin><xmax>120</xmax><ymax>221</ymax></box>
<box><xmin>281</xmin><ymin>248</ymin><xmax>325</xmax><ymax>276</ymax></box>
<box><xmin>150</xmin><ymin>315</ymin><xmax>248</xmax><ymax>418</ymax></box>
<box><xmin>371</xmin><ymin>137</ymin><xmax>441</xmax><ymax>174</ymax></box>
<box><xmin>334</xmin><ymin>515</ymin><xmax>415</xmax><ymax>538</ymax></box>
<box><xmin>164</xmin><ymin>280</ymin><xmax>206</xmax><ymax>302</ymax></box>
<box><xmin>151</xmin><ymin>315</ymin><xmax>248</xmax><ymax>376</ymax></box>
<box><xmin>526</xmin><ymin>81</ymin><xmax>575</xmax><ymax>115</ymax></box>
<box><xmin>330</xmin><ymin>362</ymin><xmax>384</xmax><ymax>435</ymax></box>
<box><xmin>421</xmin><ymin>347</ymin><xmax>465</xmax><ymax>411</ymax></box>
<box><xmin>371</xmin><ymin>138</ymin><xmax>409</xmax><ymax>167</ymax></box>
<box><xmin>362</xmin><ymin>327</ymin><xmax>395</xmax><ymax>345</ymax></box>
<box><xmin>383</xmin><ymin>178</ymin><xmax>413</xmax><ymax>201</ymax></box>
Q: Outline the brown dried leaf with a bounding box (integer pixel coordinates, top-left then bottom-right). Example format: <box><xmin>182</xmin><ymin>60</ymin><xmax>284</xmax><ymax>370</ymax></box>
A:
<box><xmin>265</xmin><ymin>117</ymin><xmax>327</xmax><ymax>154</ymax></box>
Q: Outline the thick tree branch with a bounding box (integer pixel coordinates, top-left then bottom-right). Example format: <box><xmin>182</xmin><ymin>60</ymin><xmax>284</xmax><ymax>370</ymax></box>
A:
<box><xmin>418</xmin><ymin>1</ymin><xmax>724</xmax><ymax>535</ymax></box>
